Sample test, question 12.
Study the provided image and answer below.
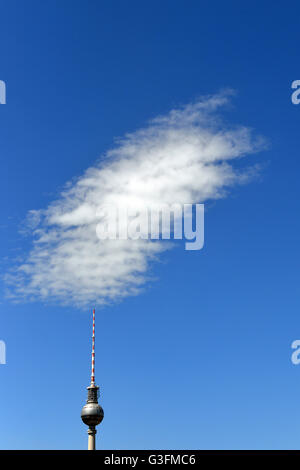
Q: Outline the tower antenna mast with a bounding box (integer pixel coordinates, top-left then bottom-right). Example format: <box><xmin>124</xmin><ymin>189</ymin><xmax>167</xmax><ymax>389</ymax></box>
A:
<box><xmin>91</xmin><ymin>308</ymin><xmax>95</xmax><ymax>385</ymax></box>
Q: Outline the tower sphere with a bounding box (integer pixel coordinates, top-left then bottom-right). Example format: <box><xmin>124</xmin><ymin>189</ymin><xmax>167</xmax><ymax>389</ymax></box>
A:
<box><xmin>81</xmin><ymin>402</ymin><xmax>104</xmax><ymax>427</ymax></box>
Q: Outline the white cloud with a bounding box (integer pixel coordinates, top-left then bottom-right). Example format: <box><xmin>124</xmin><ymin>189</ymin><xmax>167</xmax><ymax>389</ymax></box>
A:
<box><xmin>6</xmin><ymin>91</ymin><xmax>265</xmax><ymax>307</ymax></box>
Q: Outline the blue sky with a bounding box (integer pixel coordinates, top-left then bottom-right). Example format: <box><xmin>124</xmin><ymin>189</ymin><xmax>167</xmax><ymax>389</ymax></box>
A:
<box><xmin>1</xmin><ymin>0</ymin><xmax>300</xmax><ymax>449</ymax></box>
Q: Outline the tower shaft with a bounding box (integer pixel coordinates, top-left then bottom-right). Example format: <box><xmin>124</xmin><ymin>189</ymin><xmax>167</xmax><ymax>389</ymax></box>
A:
<box><xmin>88</xmin><ymin>427</ymin><xmax>97</xmax><ymax>450</ymax></box>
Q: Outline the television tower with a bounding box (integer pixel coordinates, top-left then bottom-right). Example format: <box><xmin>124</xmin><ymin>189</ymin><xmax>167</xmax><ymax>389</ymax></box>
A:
<box><xmin>81</xmin><ymin>309</ymin><xmax>104</xmax><ymax>450</ymax></box>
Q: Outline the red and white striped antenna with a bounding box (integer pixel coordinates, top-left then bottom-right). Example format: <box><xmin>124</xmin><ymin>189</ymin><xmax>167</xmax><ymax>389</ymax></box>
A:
<box><xmin>91</xmin><ymin>308</ymin><xmax>95</xmax><ymax>385</ymax></box>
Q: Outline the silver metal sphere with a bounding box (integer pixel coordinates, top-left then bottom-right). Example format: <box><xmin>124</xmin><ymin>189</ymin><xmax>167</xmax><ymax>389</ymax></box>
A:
<box><xmin>81</xmin><ymin>402</ymin><xmax>104</xmax><ymax>427</ymax></box>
